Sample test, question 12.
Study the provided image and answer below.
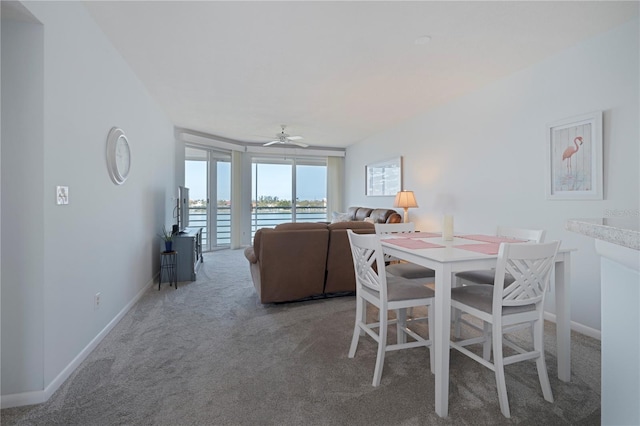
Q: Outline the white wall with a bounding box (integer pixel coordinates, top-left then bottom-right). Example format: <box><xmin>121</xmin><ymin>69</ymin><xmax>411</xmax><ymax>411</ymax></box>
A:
<box><xmin>1</xmin><ymin>1</ymin><xmax>176</xmax><ymax>405</ymax></box>
<box><xmin>345</xmin><ymin>18</ymin><xmax>639</xmax><ymax>334</ymax></box>
<box><xmin>1</xmin><ymin>10</ymin><xmax>45</xmax><ymax>395</ymax></box>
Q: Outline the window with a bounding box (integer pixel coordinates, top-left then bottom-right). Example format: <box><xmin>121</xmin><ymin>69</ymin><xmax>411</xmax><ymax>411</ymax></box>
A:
<box><xmin>185</xmin><ymin>145</ymin><xmax>231</xmax><ymax>250</ymax></box>
<box><xmin>251</xmin><ymin>157</ymin><xmax>327</xmax><ymax>238</ymax></box>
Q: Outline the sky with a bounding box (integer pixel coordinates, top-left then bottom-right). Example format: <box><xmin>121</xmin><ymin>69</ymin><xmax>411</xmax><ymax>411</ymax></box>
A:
<box><xmin>185</xmin><ymin>161</ymin><xmax>326</xmax><ymax>201</ymax></box>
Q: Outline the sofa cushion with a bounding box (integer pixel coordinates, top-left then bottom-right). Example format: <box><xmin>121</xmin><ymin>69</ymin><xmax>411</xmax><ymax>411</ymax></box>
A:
<box><xmin>275</xmin><ymin>222</ymin><xmax>328</xmax><ymax>231</ymax></box>
<box><xmin>347</xmin><ymin>206</ymin><xmax>360</xmax><ymax>220</ymax></box>
<box><xmin>348</xmin><ymin>206</ymin><xmax>375</xmax><ymax>221</ymax></box>
<box><xmin>354</xmin><ymin>207</ymin><xmax>373</xmax><ymax>221</ymax></box>
<box><xmin>324</xmin><ymin>221</ymin><xmax>375</xmax><ymax>294</ymax></box>
<box><xmin>327</xmin><ymin>221</ymin><xmax>375</xmax><ymax>231</ymax></box>
<box><xmin>370</xmin><ymin>208</ymin><xmax>400</xmax><ymax>224</ymax></box>
<box><xmin>255</xmin><ymin>227</ymin><xmax>329</xmax><ymax>303</ymax></box>
<box><xmin>346</xmin><ymin>206</ymin><xmax>402</xmax><ymax>224</ymax></box>
<box><xmin>252</xmin><ymin>223</ymin><xmax>327</xmax><ymax>262</ymax></box>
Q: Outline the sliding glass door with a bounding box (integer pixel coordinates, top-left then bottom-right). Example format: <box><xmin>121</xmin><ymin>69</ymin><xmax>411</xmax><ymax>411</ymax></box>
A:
<box><xmin>252</xmin><ymin>161</ymin><xmax>293</xmax><ymax>230</ymax></box>
<box><xmin>295</xmin><ymin>160</ymin><xmax>327</xmax><ymax>222</ymax></box>
<box><xmin>251</xmin><ymin>157</ymin><xmax>327</xmax><ymax>239</ymax></box>
<box><xmin>185</xmin><ymin>146</ymin><xmax>231</xmax><ymax>251</ymax></box>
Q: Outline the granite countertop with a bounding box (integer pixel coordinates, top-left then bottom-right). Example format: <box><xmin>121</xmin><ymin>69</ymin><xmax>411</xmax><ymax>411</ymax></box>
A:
<box><xmin>566</xmin><ymin>218</ymin><xmax>640</xmax><ymax>251</ymax></box>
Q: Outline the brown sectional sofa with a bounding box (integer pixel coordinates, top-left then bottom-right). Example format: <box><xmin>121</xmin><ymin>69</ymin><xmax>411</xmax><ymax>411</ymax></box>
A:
<box><xmin>346</xmin><ymin>206</ymin><xmax>402</xmax><ymax>224</ymax></box>
<box><xmin>244</xmin><ymin>221</ymin><xmax>375</xmax><ymax>303</ymax></box>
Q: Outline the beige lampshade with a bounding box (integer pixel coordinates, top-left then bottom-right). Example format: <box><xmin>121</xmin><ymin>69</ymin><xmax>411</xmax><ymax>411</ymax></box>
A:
<box><xmin>393</xmin><ymin>191</ymin><xmax>418</xmax><ymax>208</ymax></box>
<box><xmin>394</xmin><ymin>191</ymin><xmax>418</xmax><ymax>223</ymax></box>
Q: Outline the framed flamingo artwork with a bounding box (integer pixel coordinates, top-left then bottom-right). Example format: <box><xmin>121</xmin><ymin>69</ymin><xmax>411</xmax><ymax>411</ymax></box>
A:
<box><xmin>546</xmin><ymin>111</ymin><xmax>603</xmax><ymax>200</ymax></box>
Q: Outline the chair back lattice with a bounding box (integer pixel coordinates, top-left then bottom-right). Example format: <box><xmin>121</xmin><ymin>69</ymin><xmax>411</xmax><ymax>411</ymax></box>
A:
<box><xmin>374</xmin><ymin>223</ymin><xmax>415</xmax><ymax>263</ymax></box>
<box><xmin>497</xmin><ymin>226</ymin><xmax>546</xmax><ymax>243</ymax></box>
<box><xmin>347</xmin><ymin>230</ymin><xmax>387</xmax><ymax>296</ymax></box>
<box><xmin>494</xmin><ymin>242</ymin><xmax>560</xmax><ymax>309</ymax></box>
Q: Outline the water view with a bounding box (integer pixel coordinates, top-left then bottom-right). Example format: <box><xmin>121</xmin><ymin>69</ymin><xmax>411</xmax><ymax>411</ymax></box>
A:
<box><xmin>188</xmin><ymin>199</ymin><xmax>327</xmax><ymax>247</ymax></box>
<box><xmin>185</xmin><ymin>155</ymin><xmax>328</xmax><ymax>249</ymax></box>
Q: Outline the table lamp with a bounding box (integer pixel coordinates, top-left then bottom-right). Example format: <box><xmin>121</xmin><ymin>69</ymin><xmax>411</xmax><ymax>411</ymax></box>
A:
<box><xmin>394</xmin><ymin>190</ymin><xmax>418</xmax><ymax>223</ymax></box>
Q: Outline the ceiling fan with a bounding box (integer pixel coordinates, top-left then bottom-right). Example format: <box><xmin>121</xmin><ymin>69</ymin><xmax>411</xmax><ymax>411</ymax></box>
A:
<box><xmin>263</xmin><ymin>125</ymin><xmax>308</xmax><ymax>148</ymax></box>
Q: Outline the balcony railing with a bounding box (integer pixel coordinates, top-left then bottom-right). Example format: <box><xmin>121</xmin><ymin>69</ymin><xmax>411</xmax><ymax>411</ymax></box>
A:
<box><xmin>187</xmin><ymin>207</ymin><xmax>210</xmax><ymax>245</ymax></box>
<box><xmin>189</xmin><ymin>205</ymin><xmax>327</xmax><ymax>247</ymax></box>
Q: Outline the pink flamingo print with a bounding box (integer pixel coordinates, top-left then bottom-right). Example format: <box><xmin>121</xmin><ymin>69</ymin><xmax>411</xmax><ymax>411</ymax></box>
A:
<box><xmin>562</xmin><ymin>136</ymin><xmax>583</xmax><ymax>173</ymax></box>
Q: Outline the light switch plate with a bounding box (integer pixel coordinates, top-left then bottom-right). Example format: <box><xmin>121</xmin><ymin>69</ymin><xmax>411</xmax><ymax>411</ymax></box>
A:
<box><xmin>56</xmin><ymin>186</ymin><xmax>69</xmax><ymax>205</ymax></box>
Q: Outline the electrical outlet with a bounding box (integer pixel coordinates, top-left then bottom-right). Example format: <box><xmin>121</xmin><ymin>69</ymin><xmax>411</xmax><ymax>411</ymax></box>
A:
<box><xmin>94</xmin><ymin>292</ymin><xmax>101</xmax><ymax>310</ymax></box>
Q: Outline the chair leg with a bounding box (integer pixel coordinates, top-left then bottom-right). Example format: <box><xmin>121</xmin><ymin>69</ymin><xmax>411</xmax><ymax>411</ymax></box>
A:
<box><xmin>529</xmin><ymin>320</ymin><xmax>535</xmax><ymax>343</ymax></box>
<box><xmin>453</xmin><ymin>308</ymin><xmax>462</xmax><ymax>338</ymax></box>
<box><xmin>482</xmin><ymin>321</ymin><xmax>492</xmax><ymax>361</ymax></box>
<box><xmin>428</xmin><ymin>303</ymin><xmax>435</xmax><ymax>374</ymax></box>
<box><xmin>360</xmin><ymin>299</ymin><xmax>367</xmax><ymax>336</ymax></box>
<box><xmin>373</xmin><ymin>310</ymin><xmax>379</xmax><ymax>324</ymax></box>
<box><xmin>533</xmin><ymin>318</ymin><xmax>554</xmax><ymax>403</ymax></box>
<box><xmin>492</xmin><ymin>323</ymin><xmax>511</xmax><ymax>418</ymax></box>
<box><xmin>453</xmin><ymin>276</ymin><xmax>463</xmax><ymax>338</ymax></box>
<box><xmin>372</xmin><ymin>308</ymin><xmax>388</xmax><ymax>387</ymax></box>
<box><xmin>349</xmin><ymin>296</ymin><xmax>363</xmax><ymax>358</ymax></box>
<box><xmin>397</xmin><ymin>308</ymin><xmax>407</xmax><ymax>344</ymax></box>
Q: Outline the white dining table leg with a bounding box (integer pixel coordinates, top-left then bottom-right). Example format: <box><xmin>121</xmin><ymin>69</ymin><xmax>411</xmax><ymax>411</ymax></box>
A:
<box><xmin>434</xmin><ymin>264</ymin><xmax>452</xmax><ymax>417</ymax></box>
<box><xmin>555</xmin><ymin>254</ymin><xmax>572</xmax><ymax>382</ymax></box>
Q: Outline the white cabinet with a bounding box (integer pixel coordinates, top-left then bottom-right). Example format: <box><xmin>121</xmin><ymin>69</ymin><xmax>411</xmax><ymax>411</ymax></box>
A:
<box><xmin>567</xmin><ymin>218</ymin><xmax>640</xmax><ymax>426</ymax></box>
<box><xmin>596</xmin><ymin>240</ymin><xmax>639</xmax><ymax>426</ymax></box>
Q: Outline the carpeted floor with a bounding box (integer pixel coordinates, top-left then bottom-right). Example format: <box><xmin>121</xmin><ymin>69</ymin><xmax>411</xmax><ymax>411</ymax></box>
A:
<box><xmin>1</xmin><ymin>249</ymin><xmax>601</xmax><ymax>425</ymax></box>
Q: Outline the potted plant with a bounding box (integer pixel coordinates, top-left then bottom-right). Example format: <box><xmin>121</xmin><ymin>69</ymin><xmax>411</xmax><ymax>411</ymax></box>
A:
<box><xmin>159</xmin><ymin>225</ymin><xmax>174</xmax><ymax>252</ymax></box>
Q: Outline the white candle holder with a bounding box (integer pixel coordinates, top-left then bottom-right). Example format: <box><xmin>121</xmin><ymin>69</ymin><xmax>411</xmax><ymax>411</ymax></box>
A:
<box><xmin>443</xmin><ymin>215</ymin><xmax>454</xmax><ymax>241</ymax></box>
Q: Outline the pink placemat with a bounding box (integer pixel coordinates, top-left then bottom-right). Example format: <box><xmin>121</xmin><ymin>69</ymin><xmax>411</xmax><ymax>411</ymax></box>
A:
<box><xmin>457</xmin><ymin>234</ymin><xmax>526</xmax><ymax>244</ymax></box>
<box><xmin>409</xmin><ymin>232</ymin><xmax>441</xmax><ymax>238</ymax></box>
<box><xmin>384</xmin><ymin>238</ymin><xmax>445</xmax><ymax>249</ymax></box>
<box><xmin>454</xmin><ymin>243</ymin><xmax>501</xmax><ymax>255</ymax></box>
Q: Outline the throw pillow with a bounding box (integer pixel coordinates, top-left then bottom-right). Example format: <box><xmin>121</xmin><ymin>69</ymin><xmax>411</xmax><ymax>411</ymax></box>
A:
<box><xmin>331</xmin><ymin>211</ymin><xmax>350</xmax><ymax>223</ymax></box>
<box><xmin>363</xmin><ymin>217</ymin><xmax>375</xmax><ymax>224</ymax></box>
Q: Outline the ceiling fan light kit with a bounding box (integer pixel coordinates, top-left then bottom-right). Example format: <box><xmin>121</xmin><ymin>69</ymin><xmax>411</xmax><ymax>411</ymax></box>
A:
<box><xmin>263</xmin><ymin>125</ymin><xmax>308</xmax><ymax>148</ymax></box>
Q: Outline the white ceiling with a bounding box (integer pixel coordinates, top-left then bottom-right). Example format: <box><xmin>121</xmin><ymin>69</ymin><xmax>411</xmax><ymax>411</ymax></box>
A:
<box><xmin>83</xmin><ymin>1</ymin><xmax>637</xmax><ymax>148</ymax></box>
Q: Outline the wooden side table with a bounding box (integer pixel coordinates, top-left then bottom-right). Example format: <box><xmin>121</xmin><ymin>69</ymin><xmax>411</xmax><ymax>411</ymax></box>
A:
<box><xmin>159</xmin><ymin>251</ymin><xmax>178</xmax><ymax>290</ymax></box>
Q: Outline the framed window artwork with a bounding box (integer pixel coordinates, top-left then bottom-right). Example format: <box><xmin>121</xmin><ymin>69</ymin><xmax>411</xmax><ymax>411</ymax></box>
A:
<box><xmin>366</xmin><ymin>157</ymin><xmax>402</xmax><ymax>196</ymax></box>
<box><xmin>546</xmin><ymin>111</ymin><xmax>603</xmax><ymax>200</ymax></box>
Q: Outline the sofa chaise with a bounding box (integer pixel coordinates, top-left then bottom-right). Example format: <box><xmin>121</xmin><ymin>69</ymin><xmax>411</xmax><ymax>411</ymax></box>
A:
<box><xmin>244</xmin><ymin>221</ymin><xmax>375</xmax><ymax>303</ymax></box>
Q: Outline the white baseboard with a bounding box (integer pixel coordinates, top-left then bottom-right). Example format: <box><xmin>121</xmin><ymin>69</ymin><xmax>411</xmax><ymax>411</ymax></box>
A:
<box><xmin>0</xmin><ymin>275</ymin><xmax>156</xmax><ymax>409</ymax></box>
<box><xmin>544</xmin><ymin>311</ymin><xmax>601</xmax><ymax>340</ymax></box>
<box><xmin>0</xmin><ymin>389</ymin><xmax>47</xmax><ymax>410</ymax></box>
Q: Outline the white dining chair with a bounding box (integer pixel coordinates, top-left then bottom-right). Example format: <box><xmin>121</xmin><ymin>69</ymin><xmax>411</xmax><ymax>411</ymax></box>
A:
<box><xmin>346</xmin><ymin>230</ymin><xmax>435</xmax><ymax>386</ymax></box>
<box><xmin>374</xmin><ymin>223</ymin><xmax>436</xmax><ymax>281</ymax></box>
<box><xmin>453</xmin><ymin>226</ymin><xmax>545</xmax><ymax>338</ymax></box>
<box><xmin>450</xmin><ymin>241</ymin><xmax>560</xmax><ymax>418</ymax></box>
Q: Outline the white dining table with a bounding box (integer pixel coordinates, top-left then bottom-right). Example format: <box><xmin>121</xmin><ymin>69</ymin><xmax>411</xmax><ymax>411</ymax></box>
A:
<box><xmin>380</xmin><ymin>233</ymin><xmax>573</xmax><ymax>418</ymax></box>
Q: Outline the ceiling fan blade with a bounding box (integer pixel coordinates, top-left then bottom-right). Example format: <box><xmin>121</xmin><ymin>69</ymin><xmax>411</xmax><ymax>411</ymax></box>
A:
<box><xmin>263</xmin><ymin>126</ymin><xmax>307</xmax><ymax>147</ymax></box>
